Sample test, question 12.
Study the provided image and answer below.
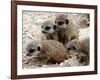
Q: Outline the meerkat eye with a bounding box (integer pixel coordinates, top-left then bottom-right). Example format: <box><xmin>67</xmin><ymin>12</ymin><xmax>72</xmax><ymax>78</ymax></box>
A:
<box><xmin>67</xmin><ymin>48</ymin><xmax>71</xmax><ymax>51</ymax></box>
<box><xmin>45</xmin><ymin>26</ymin><xmax>51</xmax><ymax>30</ymax></box>
<box><xmin>76</xmin><ymin>56</ymin><xmax>79</xmax><ymax>59</ymax></box>
<box><xmin>29</xmin><ymin>49</ymin><xmax>35</xmax><ymax>53</ymax></box>
<box><xmin>66</xmin><ymin>19</ymin><xmax>69</xmax><ymax>24</ymax></box>
<box><xmin>87</xmin><ymin>23</ymin><xmax>89</xmax><ymax>26</ymax></box>
<box><xmin>79</xmin><ymin>57</ymin><xmax>84</xmax><ymax>63</ymax></box>
<box><xmin>53</xmin><ymin>25</ymin><xmax>57</xmax><ymax>30</ymax></box>
<box><xmin>72</xmin><ymin>46</ymin><xmax>76</xmax><ymax>50</ymax></box>
<box><xmin>37</xmin><ymin>46</ymin><xmax>41</xmax><ymax>51</ymax></box>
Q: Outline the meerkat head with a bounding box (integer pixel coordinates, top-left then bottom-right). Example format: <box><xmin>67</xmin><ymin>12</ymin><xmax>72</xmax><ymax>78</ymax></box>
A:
<box><xmin>66</xmin><ymin>39</ymin><xmax>81</xmax><ymax>55</ymax></box>
<box><xmin>55</xmin><ymin>14</ymin><xmax>69</xmax><ymax>29</ymax></box>
<box><xmin>26</xmin><ymin>40</ymin><xmax>42</xmax><ymax>57</ymax></box>
<box><xmin>77</xmin><ymin>52</ymin><xmax>89</xmax><ymax>65</ymax></box>
<box><xmin>80</xmin><ymin>14</ymin><xmax>90</xmax><ymax>28</ymax></box>
<box><xmin>41</xmin><ymin>20</ymin><xmax>57</xmax><ymax>34</ymax></box>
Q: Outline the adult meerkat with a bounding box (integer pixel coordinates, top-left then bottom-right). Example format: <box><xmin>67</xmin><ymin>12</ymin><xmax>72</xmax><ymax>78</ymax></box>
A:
<box><xmin>41</xmin><ymin>20</ymin><xmax>58</xmax><ymax>41</ymax></box>
<box><xmin>66</xmin><ymin>38</ymin><xmax>89</xmax><ymax>65</ymax></box>
<box><xmin>55</xmin><ymin>14</ymin><xmax>79</xmax><ymax>46</ymax></box>
<box><xmin>25</xmin><ymin>40</ymin><xmax>69</xmax><ymax>65</ymax></box>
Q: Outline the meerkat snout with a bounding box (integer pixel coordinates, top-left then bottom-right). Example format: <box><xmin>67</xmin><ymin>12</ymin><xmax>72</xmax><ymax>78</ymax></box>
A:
<box><xmin>27</xmin><ymin>49</ymin><xmax>35</xmax><ymax>56</ymax></box>
<box><xmin>42</xmin><ymin>25</ymin><xmax>57</xmax><ymax>34</ymax></box>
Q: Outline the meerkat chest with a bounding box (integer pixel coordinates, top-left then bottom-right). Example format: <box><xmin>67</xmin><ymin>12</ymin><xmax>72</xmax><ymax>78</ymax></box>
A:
<box><xmin>57</xmin><ymin>30</ymin><xmax>68</xmax><ymax>44</ymax></box>
<box><xmin>46</xmin><ymin>32</ymin><xmax>58</xmax><ymax>41</ymax></box>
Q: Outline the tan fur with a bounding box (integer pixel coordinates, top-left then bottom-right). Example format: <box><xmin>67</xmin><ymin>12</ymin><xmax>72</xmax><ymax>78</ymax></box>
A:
<box><xmin>45</xmin><ymin>31</ymin><xmax>58</xmax><ymax>41</ymax></box>
<box><xmin>41</xmin><ymin>20</ymin><xmax>59</xmax><ymax>41</ymax></box>
<box><xmin>80</xmin><ymin>38</ymin><xmax>89</xmax><ymax>65</ymax></box>
<box><xmin>66</xmin><ymin>37</ymin><xmax>89</xmax><ymax>65</ymax></box>
<box><xmin>38</xmin><ymin>40</ymin><xmax>69</xmax><ymax>63</ymax></box>
<box><xmin>79</xmin><ymin>14</ymin><xmax>90</xmax><ymax>28</ymax></box>
<box><xmin>55</xmin><ymin>14</ymin><xmax>79</xmax><ymax>46</ymax></box>
<box><xmin>80</xmin><ymin>38</ymin><xmax>89</xmax><ymax>54</ymax></box>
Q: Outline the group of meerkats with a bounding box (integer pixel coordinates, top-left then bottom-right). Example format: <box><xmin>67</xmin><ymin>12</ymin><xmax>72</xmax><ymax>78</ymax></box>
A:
<box><xmin>25</xmin><ymin>14</ymin><xmax>89</xmax><ymax>67</ymax></box>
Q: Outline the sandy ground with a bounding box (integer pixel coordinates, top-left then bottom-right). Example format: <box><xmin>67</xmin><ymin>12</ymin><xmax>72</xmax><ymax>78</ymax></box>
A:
<box><xmin>22</xmin><ymin>11</ymin><xmax>89</xmax><ymax>69</ymax></box>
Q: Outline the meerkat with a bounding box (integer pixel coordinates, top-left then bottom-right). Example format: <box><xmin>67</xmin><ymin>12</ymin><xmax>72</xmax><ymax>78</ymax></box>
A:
<box><xmin>66</xmin><ymin>37</ymin><xmax>89</xmax><ymax>65</ymax></box>
<box><xmin>54</xmin><ymin>14</ymin><xmax>79</xmax><ymax>46</ymax></box>
<box><xmin>41</xmin><ymin>20</ymin><xmax>58</xmax><ymax>41</ymax></box>
<box><xmin>79</xmin><ymin>14</ymin><xmax>90</xmax><ymax>28</ymax></box>
<box><xmin>25</xmin><ymin>40</ymin><xmax>69</xmax><ymax>65</ymax></box>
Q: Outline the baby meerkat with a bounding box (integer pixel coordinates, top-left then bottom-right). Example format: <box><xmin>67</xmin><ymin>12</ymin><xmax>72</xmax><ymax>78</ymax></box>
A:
<box><xmin>26</xmin><ymin>40</ymin><xmax>69</xmax><ymax>64</ymax></box>
<box><xmin>41</xmin><ymin>20</ymin><xmax>58</xmax><ymax>41</ymax></box>
<box><xmin>66</xmin><ymin>38</ymin><xmax>89</xmax><ymax>65</ymax></box>
<box><xmin>79</xmin><ymin>14</ymin><xmax>90</xmax><ymax>28</ymax></box>
<box><xmin>55</xmin><ymin>14</ymin><xmax>79</xmax><ymax>46</ymax></box>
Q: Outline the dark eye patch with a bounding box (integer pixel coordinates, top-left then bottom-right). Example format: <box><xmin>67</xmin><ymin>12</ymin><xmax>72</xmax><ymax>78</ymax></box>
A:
<box><xmin>77</xmin><ymin>56</ymin><xmax>79</xmax><ymax>59</ymax></box>
<box><xmin>53</xmin><ymin>25</ymin><xmax>57</xmax><ymax>30</ymax></box>
<box><xmin>58</xmin><ymin>21</ymin><xmax>64</xmax><ymax>26</ymax></box>
<box><xmin>45</xmin><ymin>26</ymin><xmax>51</xmax><ymax>30</ymax></box>
<box><xmin>37</xmin><ymin>46</ymin><xmax>41</xmax><ymax>51</ymax></box>
<box><xmin>29</xmin><ymin>49</ymin><xmax>35</xmax><ymax>53</ymax></box>
<box><xmin>67</xmin><ymin>46</ymin><xmax>76</xmax><ymax>51</ymax></box>
<box><xmin>79</xmin><ymin>57</ymin><xmax>84</xmax><ymax>63</ymax></box>
<box><xmin>87</xmin><ymin>23</ymin><xmax>89</xmax><ymax>26</ymax></box>
<box><xmin>67</xmin><ymin>48</ymin><xmax>71</xmax><ymax>51</ymax></box>
<box><xmin>72</xmin><ymin>46</ymin><xmax>76</xmax><ymax>50</ymax></box>
<box><xmin>66</xmin><ymin>19</ymin><xmax>69</xmax><ymax>24</ymax></box>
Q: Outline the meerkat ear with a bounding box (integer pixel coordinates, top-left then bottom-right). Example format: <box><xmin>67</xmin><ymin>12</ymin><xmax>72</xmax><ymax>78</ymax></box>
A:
<box><xmin>66</xmin><ymin>19</ymin><xmax>69</xmax><ymax>24</ymax></box>
<box><xmin>53</xmin><ymin>25</ymin><xmax>57</xmax><ymax>30</ymax></box>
